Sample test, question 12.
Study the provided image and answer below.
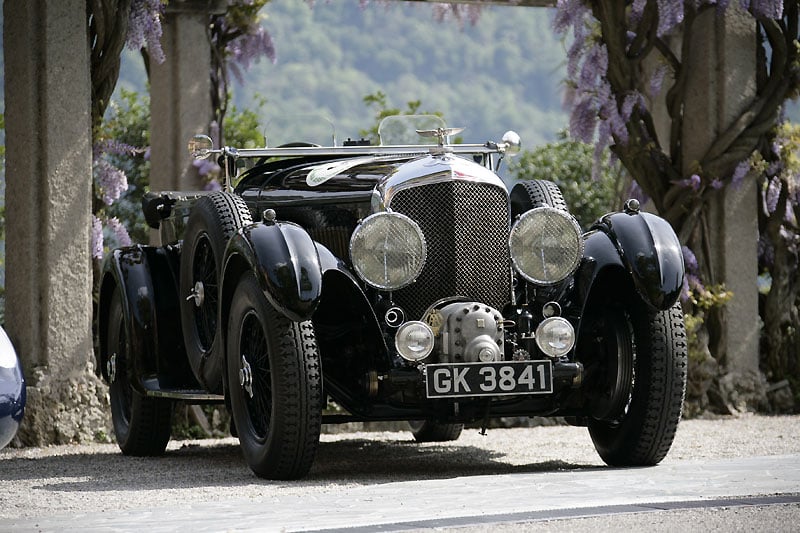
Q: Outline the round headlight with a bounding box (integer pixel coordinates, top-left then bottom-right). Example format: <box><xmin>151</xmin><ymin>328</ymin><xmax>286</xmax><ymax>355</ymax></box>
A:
<box><xmin>509</xmin><ymin>207</ymin><xmax>583</xmax><ymax>285</ymax></box>
<box><xmin>350</xmin><ymin>212</ymin><xmax>426</xmax><ymax>290</ymax></box>
<box><xmin>535</xmin><ymin>316</ymin><xmax>575</xmax><ymax>357</ymax></box>
<box><xmin>395</xmin><ymin>321</ymin><xmax>434</xmax><ymax>362</ymax></box>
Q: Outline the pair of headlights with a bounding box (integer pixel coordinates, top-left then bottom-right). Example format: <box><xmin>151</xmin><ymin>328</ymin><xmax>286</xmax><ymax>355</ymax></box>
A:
<box><xmin>349</xmin><ymin>207</ymin><xmax>583</xmax><ymax>291</ymax></box>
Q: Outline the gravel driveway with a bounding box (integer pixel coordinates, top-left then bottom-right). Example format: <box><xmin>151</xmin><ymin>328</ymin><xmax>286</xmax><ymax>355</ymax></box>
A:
<box><xmin>1</xmin><ymin>414</ymin><xmax>799</xmax><ymax>527</ymax></box>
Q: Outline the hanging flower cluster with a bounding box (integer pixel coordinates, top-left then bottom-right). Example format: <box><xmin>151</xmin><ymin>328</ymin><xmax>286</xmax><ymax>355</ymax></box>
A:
<box><xmin>127</xmin><ymin>0</ymin><xmax>166</xmax><ymax>64</ymax></box>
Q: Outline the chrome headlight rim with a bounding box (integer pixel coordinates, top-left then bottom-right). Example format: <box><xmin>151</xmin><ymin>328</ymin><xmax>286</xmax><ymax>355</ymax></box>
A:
<box><xmin>509</xmin><ymin>206</ymin><xmax>584</xmax><ymax>286</ymax></box>
<box><xmin>349</xmin><ymin>211</ymin><xmax>427</xmax><ymax>291</ymax></box>
<box><xmin>395</xmin><ymin>321</ymin><xmax>435</xmax><ymax>362</ymax></box>
<box><xmin>535</xmin><ymin>316</ymin><xmax>575</xmax><ymax>358</ymax></box>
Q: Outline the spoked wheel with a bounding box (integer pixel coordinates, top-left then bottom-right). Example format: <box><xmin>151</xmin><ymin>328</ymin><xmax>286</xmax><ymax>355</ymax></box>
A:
<box><xmin>227</xmin><ymin>272</ymin><xmax>323</xmax><ymax>479</ymax></box>
<box><xmin>107</xmin><ymin>289</ymin><xmax>173</xmax><ymax>456</ymax></box>
<box><xmin>582</xmin><ymin>301</ymin><xmax>687</xmax><ymax>466</ymax></box>
<box><xmin>408</xmin><ymin>420</ymin><xmax>463</xmax><ymax>442</ymax></box>
<box><xmin>180</xmin><ymin>192</ymin><xmax>252</xmax><ymax>392</ymax></box>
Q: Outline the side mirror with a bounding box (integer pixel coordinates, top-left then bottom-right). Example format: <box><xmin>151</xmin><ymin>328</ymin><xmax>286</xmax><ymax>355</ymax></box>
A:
<box><xmin>501</xmin><ymin>131</ymin><xmax>521</xmax><ymax>157</ymax></box>
<box><xmin>188</xmin><ymin>134</ymin><xmax>214</xmax><ymax>159</ymax></box>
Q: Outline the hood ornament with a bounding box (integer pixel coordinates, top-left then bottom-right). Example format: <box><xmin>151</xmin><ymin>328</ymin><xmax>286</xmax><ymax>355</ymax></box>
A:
<box><xmin>416</xmin><ymin>127</ymin><xmax>465</xmax><ymax>148</ymax></box>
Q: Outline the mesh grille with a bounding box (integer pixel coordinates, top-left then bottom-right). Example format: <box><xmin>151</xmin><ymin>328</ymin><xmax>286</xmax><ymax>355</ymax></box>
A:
<box><xmin>389</xmin><ymin>181</ymin><xmax>511</xmax><ymax>320</ymax></box>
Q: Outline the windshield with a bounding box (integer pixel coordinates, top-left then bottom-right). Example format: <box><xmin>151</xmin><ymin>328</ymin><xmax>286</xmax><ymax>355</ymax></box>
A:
<box><xmin>378</xmin><ymin>115</ymin><xmax>447</xmax><ymax>146</ymax></box>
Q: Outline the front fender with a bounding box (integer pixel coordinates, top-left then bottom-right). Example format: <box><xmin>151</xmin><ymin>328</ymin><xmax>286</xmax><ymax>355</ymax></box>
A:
<box><xmin>590</xmin><ymin>211</ymin><xmax>684</xmax><ymax>310</ymax></box>
<box><xmin>97</xmin><ymin>245</ymin><xmax>186</xmax><ymax>393</ymax></box>
<box><xmin>223</xmin><ymin>221</ymin><xmax>323</xmax><ymax>322</ymax></box>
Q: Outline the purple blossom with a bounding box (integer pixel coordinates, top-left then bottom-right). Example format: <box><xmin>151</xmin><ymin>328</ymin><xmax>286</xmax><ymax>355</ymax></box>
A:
<box><xmin>682</xmin><ymin>245</ymin><xmax>700</xmax><ymax>274</ymax></box>
<box><xmin>95</xmin><ymin>139</ymin><xmax>138</xmax><ymax>157</ymax></box>
<box><xmin>127</xmin><ymin>0</ymin><xmax>165</xmax><ymax>64</ymax></box>
<box><xmin>553</xmin><ymin>0</ymin><xmax>589</xmax><ymax>35</ymax></box>
<box><xmin>767</xmin><ymin>160</ymin><xmax>783</xmax><ymax>177</ymax></box>
<box><xmin>593</xmin><ymin>120</ymin><xmax>611</xmax><ymax>181</ymax></box>
<box><xmin>731</xmin><ymin>160</ymin><xmax>750</xmax><ymax>188</ymax></box>
<box><xmin>621</xmin><ymin>91</ymin><xmax>645</xmax><ymax>122</ymax></box>
<box><xmin>226</xmin><ymin>25</ymin><xmax>277</xmax><ymax>85</ymax></box>
<box><xmin>204</xmin><ymin>179</ymin><xmax>223</xmax><ymax>192</ymax></box>
<box><xmin>570</xmin><ymin>96</ymin><xmax>598</xmax><ymax>143</ymax></box>
<box><xmin>766</xmin><ymin>176</ymin><xmax>782</xmax><ymax>213</ymax></box>
<box><xmin>193</xmin><ymin>158</ymin><xmax>221</xmax><ymax>177</ymax></box>
<box><xmin>657</xmin><ymin>0</ymin><xmax>684</xmax><ymax>37</ymax></box>
<box><xmin>630</xmin><ymin>0</ymin><xmax>648</xmax><ymax>26</ymax></box>
<box><xmin>744</xmin><ymin>0</ymin><xmax>784</xmax><ymax>19</ymax></box>
<box><xmin>94</xmin><ymin>157</ymin><xmax>129</xmax><ymax>206</ymax></box>
<box><xmin>649</xmin><ymin>63</ymin><xmax>669</xmax><ymax>97</ymax></box>
<box><xmin>680</xmin><ymin>174</ymin><xmax>702</xmax><ymax>191</ymax></box>
<box><xmin>711</xmin><ymin>178</ymin><xmax>724</xmax><ymax>189</ymax></box>
<box><xmin>107</xmin><ymin>217</ymin><xmax>132</xmax><ymax>248</ymax></box>
<box><xmin>579</xmin><ymin>41</ymin><xmax>609</xmax><ymax>89</ymax></box>
<box><xmin>91</xmin><ymin>215</ymin><xmax>104</xmax><ymax>260</ymax></box>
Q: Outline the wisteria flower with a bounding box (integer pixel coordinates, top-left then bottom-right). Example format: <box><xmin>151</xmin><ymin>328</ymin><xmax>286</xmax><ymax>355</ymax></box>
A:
<box><xmin>94</xmin><ymin>157</ymin><xmax>129</xmax><ymax>206</ymax></box>
<box><xmin>127</xmin><ymin>0</ymin><xmax>165</xmax><ymax>64</ymax></box>
<box><xmin>107</xmin><ymin>217</ymin><xmax>132</xmax><ymax>248</ymax></box>
<box><xmin>91</xmin><ymin>215</ymin><xmax>104</xmax><ymax>260</ymax></box>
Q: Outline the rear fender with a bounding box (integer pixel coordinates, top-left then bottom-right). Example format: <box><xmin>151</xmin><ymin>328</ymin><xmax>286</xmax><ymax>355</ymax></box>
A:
<box><xmin>586</xmin><ymin>211</ymin><xmax>684</xmax><ymax>311</ymax></box>
<box><xmin>97</xmin><ymin>245</ymin><xmax>187</xmax><ymax>393</ymax></box>
<box><xmin>222</xmin><ymin>221</ymin><xmax>323</xmax><ymax>324</ymax></box>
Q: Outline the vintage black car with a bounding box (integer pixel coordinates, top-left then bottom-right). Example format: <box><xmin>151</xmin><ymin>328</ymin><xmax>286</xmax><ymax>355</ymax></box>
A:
<box><xmin>96</xmin><ymin>116</ymin><xmax>687</xmax><ymax>479</ymax></box>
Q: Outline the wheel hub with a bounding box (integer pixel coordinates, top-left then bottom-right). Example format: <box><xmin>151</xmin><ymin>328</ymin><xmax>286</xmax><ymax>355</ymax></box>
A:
<box><xmin>186</xmin><ymin>281</ymin><xmax>205</xmax><ymax>307</ymax></box>
<box><xmin>239</xmin><ymin>355</ymin><xmax>254</xmax><ymax>398</ymax></box>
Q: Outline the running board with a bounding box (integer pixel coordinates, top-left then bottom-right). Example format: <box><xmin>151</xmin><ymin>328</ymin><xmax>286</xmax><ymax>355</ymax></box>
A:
<box><xmin>144</xmin><ymin>388</ymin><xmax>224</xmax><ymax>403</ymax></box>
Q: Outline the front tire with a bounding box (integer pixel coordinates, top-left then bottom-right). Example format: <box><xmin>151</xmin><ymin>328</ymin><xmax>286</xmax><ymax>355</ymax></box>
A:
<box><xmin>408</xmin><ymin>420</ymin><xmax>463</xmax><ymax>442</ymax></box>
<box><xmin>226</xmin><ymin>272</ymin><xmax>323</xmax><ymax>479</ymax></box>
<box><xmin>585</xmin><ymin>302</ymin><xmax>687</xmax><ymax>466</ymax></box>
<box><xmin>107</xmin><ymin>289</ymin><xmax>173</xmax><ymax>456</ymax></box>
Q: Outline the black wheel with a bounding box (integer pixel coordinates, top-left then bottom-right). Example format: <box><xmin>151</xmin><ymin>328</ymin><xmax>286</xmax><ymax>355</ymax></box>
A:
<box><xmin>408</xmin><ymin>420</ymin><xmax>464</xmax><ymax>442</ymax></box>
<box><xmin>583</xmin><ymin>301</ymin><xmax>687</xmax><ymax>466</ymax></box>
<box><xmin>180</xmin><ymin>192</ymin><xmax>253</xmax><ymax>392</ymax></box>
<box><xmin>226</xmin><ymin>272</ymin><xmax>323</xmax><ymax>479</ymax></box>
<box><xmin>510</xmin><ymin>179</ymin><xmax>568</xmax><ymax>219</ymax></box>
<box><xmin>107</xmin><ymin>289</ymin><xmax>173</xmax><ymax>456</ymax></box>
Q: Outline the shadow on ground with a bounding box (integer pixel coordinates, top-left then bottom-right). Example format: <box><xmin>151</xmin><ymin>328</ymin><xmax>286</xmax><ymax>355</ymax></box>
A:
<box><xmin>0</xmin><ymin>434</ymin><xmax>601</xmax><ymax>492</ymax></box>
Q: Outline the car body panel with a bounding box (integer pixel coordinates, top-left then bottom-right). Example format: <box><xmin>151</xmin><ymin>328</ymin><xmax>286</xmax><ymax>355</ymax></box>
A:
<box><xmin>0</xmin><ymin>327</ymin><xmax>25</xmax><ymax>449</ymax></box>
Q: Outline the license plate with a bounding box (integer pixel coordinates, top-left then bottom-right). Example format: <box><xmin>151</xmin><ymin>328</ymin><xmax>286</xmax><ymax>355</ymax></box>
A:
<box><xmin>424</xmin><ymin>360</ymin><xmax>553</xmax><ymax>398</ymax></box>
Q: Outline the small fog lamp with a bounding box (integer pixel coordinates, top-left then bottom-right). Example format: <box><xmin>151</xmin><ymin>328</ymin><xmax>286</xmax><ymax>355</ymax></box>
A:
<box><xmin>395</xmin><ymin>321</ymin><xmax>434</xmax><ymax>362</ymax></box>
<box><xmin>535</xmin><ymin>317</ymin><xmax>575</xmax><ymax>358</ymax></box>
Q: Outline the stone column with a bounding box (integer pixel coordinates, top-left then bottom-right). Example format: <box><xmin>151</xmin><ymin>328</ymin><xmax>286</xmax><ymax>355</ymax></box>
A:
<box><xmin>150</xmin><ymin>0</ymin><xmax>225</xmax><ymax>194</ymax></box>
<box><xmin>4</xmin><ymin>0</ymin><xmax>109</xmax><ymax>444</ymax></box>
<box><xmin>681</xmin><ymin>7</ymin><xmax>761</xmax><ymax>402</ymax></box>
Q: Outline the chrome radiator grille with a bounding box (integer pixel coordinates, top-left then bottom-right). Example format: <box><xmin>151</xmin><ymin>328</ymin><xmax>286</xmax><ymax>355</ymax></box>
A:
<box><xmin>389</xmin><ymin>180</ymin><xmax>512</xmax><ymax>320</ymax></box>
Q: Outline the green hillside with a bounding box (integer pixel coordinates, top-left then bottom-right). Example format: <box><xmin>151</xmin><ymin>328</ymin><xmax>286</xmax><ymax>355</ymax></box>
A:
<box><xmin>118</xmin><ymin>0</ymin><xmax>568</xmax><ymax>148</ymax></box>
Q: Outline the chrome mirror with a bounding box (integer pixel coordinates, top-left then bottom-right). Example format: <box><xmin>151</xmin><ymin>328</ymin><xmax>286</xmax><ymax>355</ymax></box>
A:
<box><xmin>188</xmin><ymin>134</ymin><xmax>214</xmax><ymax>160</ymax></box>
<box><xmin>501</xmin><ymin>131</ymin><xmax>521</xmax><ymax>157</ymax></box>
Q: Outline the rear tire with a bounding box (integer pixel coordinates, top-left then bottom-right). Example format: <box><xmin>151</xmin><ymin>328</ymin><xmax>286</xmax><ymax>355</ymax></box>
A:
<box><xmin>226</xmin><ymin>272</ymin><xmax>322</xmax><ymax>479</ymax></box>
<box><xmin>107</xmin><ymin>289</ymin><xmax>173</xmax><ymax>456</ymax></box>
<box><xmin>586</xmin><ymin>302</ymin><xmax>687</xmax><ymax>466</ymax></box>
<box><xmin>180</xmin><ymin>192</ymin><xmax>252</xmax><ymax>392</ymax></box>
<box><xmin>408</xmin><ymin>420</ymin><xmax>463</xmax><ymax>442</ymax></box>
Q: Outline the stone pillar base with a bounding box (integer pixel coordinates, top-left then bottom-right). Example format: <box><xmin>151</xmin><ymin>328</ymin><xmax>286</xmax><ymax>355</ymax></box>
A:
<box><xmin>16</xmin><ymin>365</ymin><xmax>111</xmax><ymax>446</ymax></box>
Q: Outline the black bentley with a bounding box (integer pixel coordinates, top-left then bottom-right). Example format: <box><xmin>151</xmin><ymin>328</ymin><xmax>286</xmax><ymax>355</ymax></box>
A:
<box><xmin>96</xmin><ymin>116</ymin><xmax>687</xmax><ymax>479</ymax></box>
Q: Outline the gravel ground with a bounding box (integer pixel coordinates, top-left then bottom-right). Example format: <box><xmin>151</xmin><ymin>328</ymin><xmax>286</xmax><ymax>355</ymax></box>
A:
<box><xmin>1</xmin><ymin>414</ymin><xmax>799</xmax><ymax>525</ymax></box>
